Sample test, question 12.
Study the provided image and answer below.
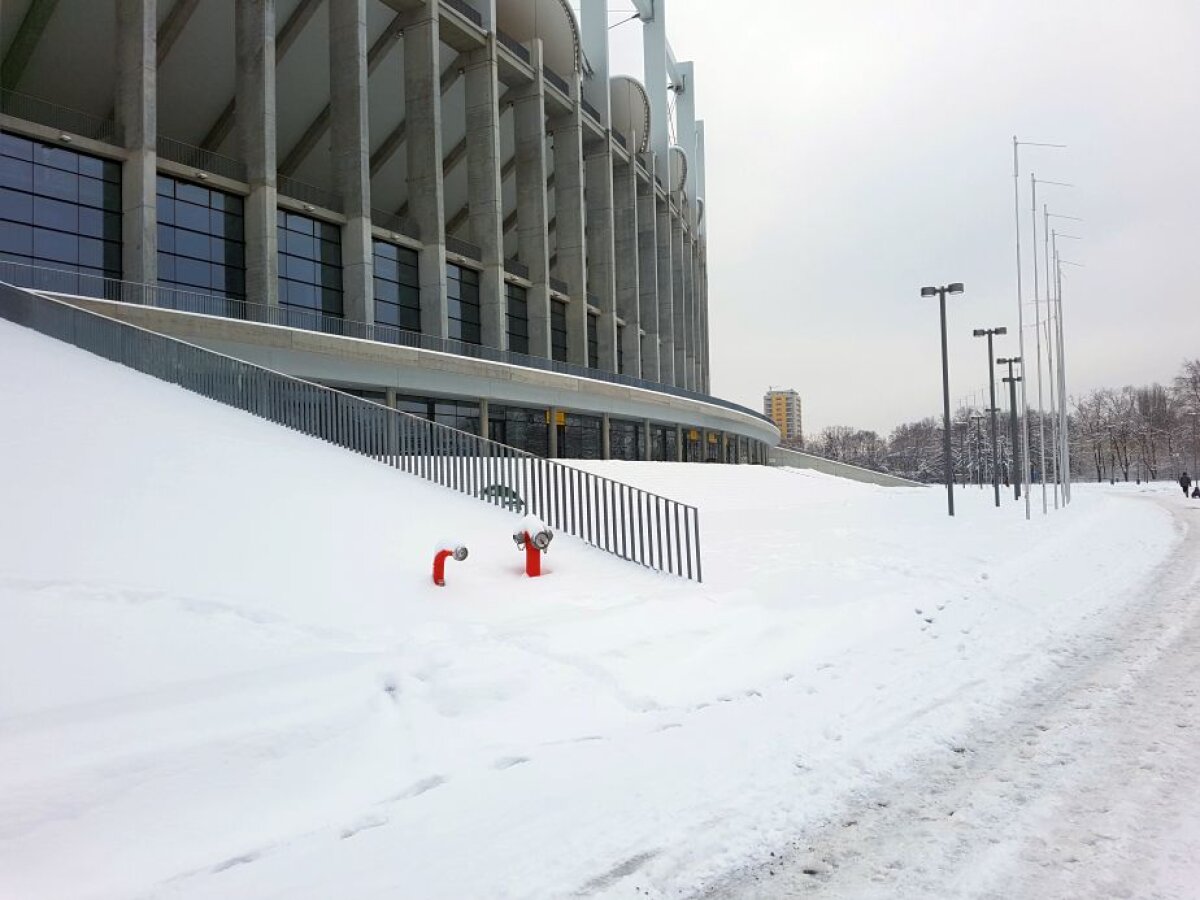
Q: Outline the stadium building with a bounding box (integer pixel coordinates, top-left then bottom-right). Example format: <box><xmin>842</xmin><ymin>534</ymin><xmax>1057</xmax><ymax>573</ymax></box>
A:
<box><xmin>0</xmin><ymin>0</ymin><xmax>778</xmax><ymax>461</ymax></box>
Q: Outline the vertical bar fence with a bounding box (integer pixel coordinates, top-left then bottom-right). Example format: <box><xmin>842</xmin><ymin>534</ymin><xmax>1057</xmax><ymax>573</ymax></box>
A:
<box><xmin>0</xmin><ymin>281</ymin><xmax>703</xmax><ymax>582</ymax></box>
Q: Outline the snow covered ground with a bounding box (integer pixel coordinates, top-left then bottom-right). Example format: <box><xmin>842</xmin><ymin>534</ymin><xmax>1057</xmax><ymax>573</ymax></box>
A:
<box><xmin>0</xmin><ymin>317</ymin><xmax>1192</xmax><ymax>899</ymax></box>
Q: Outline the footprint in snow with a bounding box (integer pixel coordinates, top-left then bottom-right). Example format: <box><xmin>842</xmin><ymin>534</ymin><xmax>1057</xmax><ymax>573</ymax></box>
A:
<box><xmin>493</xmin><ymin>756</ymin><xmax>530</xmax><ymax>770</ymax></box>
<box><xmin>384</xmin><ymin>774</ymin><xmax>447</xmax><ymax>802</ymax></box>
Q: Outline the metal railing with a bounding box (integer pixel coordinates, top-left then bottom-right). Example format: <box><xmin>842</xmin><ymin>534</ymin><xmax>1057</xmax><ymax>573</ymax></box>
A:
<box><xmin>581</xmin><ymin>97</ymin><xmax>602</xmax><ymax>123</ymax></box>
<box><xmin>371</xmin><ymin>208</ymin><xmax>421</xmax><ymax>241</ymax></box>
<box><xmin>0</xmin><ymin>278</ymin><xmax>703</xmax><ymax>582</ymax></box>
<box><xmin>496</xmin><ymin>30</ymin><xmax>531</xmax><ymax>64</ymax></box>
<box><xmin>441</xmin><ymin>0</ymin><xmax>483</xmax><ymax>27</ymax></box>
<box><xmin>0</xmin><ymin>89</ymin><xmax>122</xmax><ymax>145</ymax></box>
<box><xmin>0</xmin><ymin>261</ymin><xmax>775</xmax><ymax>426</ymax></box>
<box><xmin>543</xmin><ymin>66</ymin><xmax>571</xmax><ymax>97</ymax></box>
<box><xmin>549</xmin><ymin>275</ymin><xmax>570</xmax><ymax>295</ymax></box>
<box><xmin>445</xmin><ymin>235</ymin><xmax>482</xmax><ymax>261</ymax></box>
<box><xmin>157</xmin><ymin>136</ymin><xmax>248</xmax><ymax>182</ymax></box>
<box><xmin>277</xmin><ymin>175</ymin><xmax>344</xmax><ymax>214</ymax></box>
<box><xmin>505</xmin><ymin>258</ymin><xmax>529</xmax><ymax>279</ymax></box>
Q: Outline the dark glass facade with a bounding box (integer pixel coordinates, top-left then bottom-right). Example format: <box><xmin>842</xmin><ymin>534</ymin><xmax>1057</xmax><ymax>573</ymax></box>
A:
<box><xmin>373</xmin><ymin>240</ymin><xmax>420</xmax><ymax>331</ymax></box>
<box><xmin>558</xmin><ymin>412</ymin><xmax>603</xmax><ymax>459</ymax></box>
<box><xmin>488</xmin><ymin>404</ymin><xmax>550</xmax><ymax>457</ymax></box>
<box><xmin>616</xmin><ymin>324</ymin><xmax>625</xmax><ymax>374</ymax></box>
<box><xmin>506</xmin><ymin>282</ymin><xmax>528</xmax><ymax>355</ymax></box>
<box><xmin>610</xmin><ymin>418</ymin><xmax>643</xmax><ymax>461</ymax></box>
<box><xmin>651</xmin><ymin>424</ymin><xmax>677</xmax><ymax>462</ymax></box>
<box><xmin>551</xmin><ymin>298</ymin><xmax>568</xmax><ymax>363</ymax></box>
<box><xmin>395</xmin><ymin>395</ymin><xmax>480</xmax><ymax>434</ymax></box>
<box><xmin>587</xmin><ymin>313</ymin><xmax>599</xmax><ymax>369</ymax></box>
<box><xmin>278</xmin><ymin>210</ymin><xmax>342</xmax><ymax>319</ymax></box>
<box><xmin>447</xmin><ymin>263</ymin><xmax>481</xmax><ymax>344</ymax></box>
<box><xmin>156</xmin><ymin>176</ymin><xmax>245</xmax><ymax>301</ymax></box>
<box><xmin>0</xmin><ymin>133</ymin><xmax>121</xmax><ymax>280</ymax></box>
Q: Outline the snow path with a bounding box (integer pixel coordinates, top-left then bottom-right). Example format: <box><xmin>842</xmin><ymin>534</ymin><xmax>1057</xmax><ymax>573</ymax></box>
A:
<box><xmin>707</xmin><ymin>496</ymin><xmax>1200</xmax><ymax>899</ymax></box>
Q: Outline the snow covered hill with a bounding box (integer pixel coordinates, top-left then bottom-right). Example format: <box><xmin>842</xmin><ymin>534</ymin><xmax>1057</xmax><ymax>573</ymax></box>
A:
<box><xmin>0</xmin><ymin>318</ymin><xmax>1182</xmax><ymax>899</ymax></box>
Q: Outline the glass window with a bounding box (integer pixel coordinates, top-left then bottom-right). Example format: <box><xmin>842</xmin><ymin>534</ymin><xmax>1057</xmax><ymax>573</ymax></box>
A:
<box><xmin>506</xmin><ymin>282</ymin><xmax>528</xmax><ymax>356</ymax></box>
<box><xmin>374</xmin><ymin>241</ymin><xmax>422</xmax><ymax>333</ymax></box>
<box><xmin>489</xmin><ymin>404</ymin><xmax>549</xmax><ymax>457</ymax></box>
<box><xmin>651</xmin><ymin>424</ymin><xmax>676</xmax><ymax>462</ymax></box>
<box><xmin>610</xmin><ymin>419</ymin><xmax>642</xmax><ymax>461</ymax></box>
<box><xmin>446</xmin><ymin>262</ymin><xmax>481</xmax><ymax>346</ymax></box>
<box><xmin>551</xmin><ymin>299</ymin><xmax>568</xmax><ymax>363</ymax></box>
<box><xmin>560</xmin><ymin>413</ymin><xmax>603</xmax><ymax>460</ymax></box>
<box><xmin>156</xmin><ymin>175</ymin><xmax>247</xmax><ymax>305</ymax></box>
<box><xmin>278</xmin><ymin>210</ymin><xmax>342</xmax><ymax>318</ymax></box>
<box><xmin>587</xmin><ymin>313</ymin><xmax>599</xmax><ymax>369</ymax></box>
<box><xmin>0</xmin><ymin>135</ymin><xmax>121</xmax><ymax>284</ymax></box>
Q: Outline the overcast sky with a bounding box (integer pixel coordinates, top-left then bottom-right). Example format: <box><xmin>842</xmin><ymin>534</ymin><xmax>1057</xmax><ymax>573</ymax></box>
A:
<box><xmin>598</xmin><ymin>0</ymin><xmax>1200</xmax><ymax>436</ymax></box>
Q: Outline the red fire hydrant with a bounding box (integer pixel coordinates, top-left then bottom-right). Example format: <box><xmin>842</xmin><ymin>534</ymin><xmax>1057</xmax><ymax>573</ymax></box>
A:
<box><xmin>432</xmin><ymin>542</ymin><xmax>468</xmax><ymax>586</ymax></box>
<box><xmin>513</xmin><ymin>516</ymin><xmax>554</xmax><ymax>577</ymax></box>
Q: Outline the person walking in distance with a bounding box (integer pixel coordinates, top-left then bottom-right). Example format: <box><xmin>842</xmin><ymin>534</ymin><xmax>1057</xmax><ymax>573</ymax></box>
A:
<box><xmin>1182</xmin><ymin>471</ymin><xmax>1193</xmax><ymax>497</ymax></box>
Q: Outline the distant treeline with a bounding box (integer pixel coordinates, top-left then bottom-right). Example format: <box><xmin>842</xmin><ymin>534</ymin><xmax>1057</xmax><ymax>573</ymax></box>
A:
<box><xmin>791</xmin><ymin>358</ymin><xmax>1200</xmax><ymax>485</ymax></box>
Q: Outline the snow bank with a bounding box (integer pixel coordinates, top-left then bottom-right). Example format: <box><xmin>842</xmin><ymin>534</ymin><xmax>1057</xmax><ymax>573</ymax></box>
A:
<box><xmin>0</xmin><ymin>319</ymin><xmax>1179</xmax><ymax>899</ymax></box>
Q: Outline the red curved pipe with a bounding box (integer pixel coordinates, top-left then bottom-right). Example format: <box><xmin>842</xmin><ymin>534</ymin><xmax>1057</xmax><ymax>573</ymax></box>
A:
<box><xmin>523</xmin><ymin>535</ymin><xmax>542</xmax><ymax>577</ymax></box>
<box><xmin>433</xmin><ymin>549</ymin><xmax>454</xmax><ymax>586</ymax></box>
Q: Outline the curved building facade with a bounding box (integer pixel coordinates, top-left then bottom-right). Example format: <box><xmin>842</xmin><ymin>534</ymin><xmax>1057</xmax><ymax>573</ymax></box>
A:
<box><xmin>0</xmin><ymin>0</ymin><xmax>778</xmax><ymax>460</ymax></box>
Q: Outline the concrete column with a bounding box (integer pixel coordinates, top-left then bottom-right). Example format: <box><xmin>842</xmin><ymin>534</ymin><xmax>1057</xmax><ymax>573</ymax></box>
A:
<box><xmin>580</xmin><ymin>0</ymin><xmax>611</xmax><ymax>127</ymax></box>
<box><xmin>478</xmin><ymin>397</ymin><xmax>489</xmax><ymax>438</ymax></box>
<box><xmin>385</xmin><ymin>387</ymin><xmax>397</xmax><ymax>409</ymax></box>
<box><xmin>236</xmin><ymin>0</ymin><xmax>280</xmax><ymax>309</ymax></box>
<box><xmin>613</xmin><ymin>158</ymin><xmax>640</xmax><ymax>379</ymax></box>
<box><xmin>671</xmin><ymin>208</ymin><xmax>688</xmax><ymax>388</ymax></box>
<box><xmin>655</xmin><ymin>192</ymin><xmax>674</xmax><ymax>385</ymax></box>
<box><xmin>636</xmin><ymin>158</ymin><xmax>659</xmax><ymax>381</ymax></box>
<box><xmin>585</xmin><ymin>139</ymin><xmax>617</xmax><ymax>371</ymax></box>
<box><xmin>513</xmin><ymin>43</ymin><xmax>551</xmax><ymax>358</ymax></box>
<box><xmin>701</xmin><ymin>238</ymin><xmax>711</xmax><ymax>392</ymax></box>
<box><xmin>601</xmin><ymin>413</ymin><xmax>611</xmax><ymax>460</ymax></box>
<box><xmin>675</xmin><ymin>423</ymin><xmax>684</xmax><ymax>462</ymax></box>
<box><xmin>642</xmin><ymin>419</ymin><xmax>652</xmax><ymax>461</ymax></box>
<box><xmin>684</xmin><ymin>229</ymin><xmax>697</xmax><ymax>389</ymax></box>
<box><xmin>548</xmin><ymin>406</ymin><xmax>560</xmax><ymax>458</ymax></box>
<box><xmin>551</xmin><ymin>95</ymin><xmax>587</xmax><ymax>365</ymax></box>
<box><xmin>330</xmin><ymin>0</ymin><xmax>373</xmax><ymax>324</ymax></box>
<box><xmin>116</xmin><ymin>0</ymin><xmax>156</xmax><ymax>290</ymax></box>
<box><xmin>721</xmin><ymin>431</ymin><xmax>729</xmax><ymax>463</ymax></box>
<box><xmin>404</xmin><ymin>1</ymin><xmax>448</xmax><ymax>338</ymax></box>
<box><xmin>465</xmin><ymin>35</ymin><xmax>505</xmax><ymax>348</ymax></box>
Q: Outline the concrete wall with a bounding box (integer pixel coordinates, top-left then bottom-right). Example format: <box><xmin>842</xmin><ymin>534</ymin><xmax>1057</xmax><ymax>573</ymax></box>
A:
<box><xmin>769</xmin><ymin>446</ymin><xmax>926</xmax><ymax>488</ymax></box>
<box><xmin>58</xmin><ymin>295</ymin><xmax>779</xmax><ymax>448</ymax></box>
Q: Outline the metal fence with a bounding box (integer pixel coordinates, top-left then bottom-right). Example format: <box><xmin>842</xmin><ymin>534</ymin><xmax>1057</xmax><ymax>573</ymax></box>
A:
<box><xmin>0</xmin><ymin>279</ymin><xmax>703</xmax><ymax>582</ymax></box>
<box><xmin>0</xmin><ymin>89</ymin><xmax>122</xmax><ymax>145</ymax></box>
<box><xmin>277</xmin><ymin>175</ymin><xmax>344</xmax><ymax>214</ymax></box>
<box><xmin>157</xmin><ymin>136</ymin><xmax>248</xmax><ymax>182</ymax></box>
<box><xmin>0</xmin><ymin>260</ymin><xmax>775</xmax><ymax>427</ymax></box>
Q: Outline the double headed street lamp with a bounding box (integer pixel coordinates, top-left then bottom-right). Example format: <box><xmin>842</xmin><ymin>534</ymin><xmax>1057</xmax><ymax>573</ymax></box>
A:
<box><xmin>998</xmin><ymin>356</ymin><xmax>1023</xmax><ymax>501</ymax></box>
<box><xmin>921</xmin><ymin>282</ymin><xmax>965</xmax><ymax>516</ymax></box>
<box><xmin>973</xmin><ymin>327</ymin><xmax>1008</xmax><ymax>507</ymax></box>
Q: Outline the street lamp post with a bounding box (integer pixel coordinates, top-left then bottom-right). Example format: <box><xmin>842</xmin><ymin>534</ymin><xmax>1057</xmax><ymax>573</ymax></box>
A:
<box><xmin>922</xmin><ymin>282</ymin><xmax>965</xmax><ymax>516</ymax></box>
<box><xmin>1050</xmin><ymin>225</ymin><xmax>1082</xmax><ymax>504</ymax></box>
<box><xmin>1013</xmin><ymin>138</ymin><xmax>1066</xmax><ymax>521</ymax></box>
<box><xmin>1031</xmin><ymin>174</ymin><xmax>1071</xmax><ymax>514</ymax></box>
<box><xmin>974</xmin><ymin>327</ymin><xmax>1007</xmax><ymax>507</ymax></box>
<box><xmin>999</xmin><ymin>356</ymin><xmax>1023</xmax><ymax>501</ymax></box>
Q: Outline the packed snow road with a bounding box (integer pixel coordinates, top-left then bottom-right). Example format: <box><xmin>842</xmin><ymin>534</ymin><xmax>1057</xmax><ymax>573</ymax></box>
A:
<box><xmin>708</xmin><ymin>494</ymin><xmax>1200</xmax><ymax>900</ymax></box>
